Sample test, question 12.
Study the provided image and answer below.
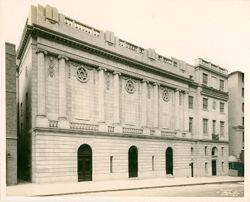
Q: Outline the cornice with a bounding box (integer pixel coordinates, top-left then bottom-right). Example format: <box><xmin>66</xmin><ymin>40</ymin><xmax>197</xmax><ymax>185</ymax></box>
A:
<box><xmin>201</xmin><ymin>84</ymin><xmax>229</xmax><ymax>101</ymax></box>
<box><xmin>17</xmin><ymin>25</ymin><xmax>33</xmax><ymax>61</ymax></box>
<box><xmin>33</xmin><ymin>127</ymin><xmax>229</xmax><ymax>144</ymax></box>
<box><xmin>18</xmin><ymin>23</ymin><xmax>199</xmax><ymax>88</ymax></box>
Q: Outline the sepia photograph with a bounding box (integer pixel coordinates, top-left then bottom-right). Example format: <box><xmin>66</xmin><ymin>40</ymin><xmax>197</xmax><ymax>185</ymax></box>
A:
<box><xmin>0</xmin><ymin>0</ymin><xmax>249</xmax><ymax>201</ymax></box>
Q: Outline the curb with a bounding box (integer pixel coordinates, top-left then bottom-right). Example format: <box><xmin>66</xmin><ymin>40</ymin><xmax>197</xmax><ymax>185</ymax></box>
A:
<box><xmin>34</xmin><ymin>180</ymin><xmax>244</xmax><ymax>197</ymax></box>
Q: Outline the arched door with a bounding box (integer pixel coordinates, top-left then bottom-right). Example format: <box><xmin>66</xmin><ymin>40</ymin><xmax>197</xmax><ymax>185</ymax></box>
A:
<box><xmin>166</xmin><ymin>147</ymin><xmax>173</xmax><ymax>175</ymax></box>
<box><xmin>128</xmin><ymin>146</ymin><xmax>138</xmax><ymax>178</ymax></box>
<box><xmin>78</xmin><ymin>144</ymin><xmax>92</xmax><ymax>181</ymax></box>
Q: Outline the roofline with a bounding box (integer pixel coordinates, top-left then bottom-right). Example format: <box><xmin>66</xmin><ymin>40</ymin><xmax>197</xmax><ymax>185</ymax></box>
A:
<box><xmin>228</xmin><ymin>71</ymin><xmax>244</xmax><ymax>76</ymax></box>
<box><xmin>17</xmin><ymin>22</ymin><xmax>199</xmax><ymax>87</ymax></box>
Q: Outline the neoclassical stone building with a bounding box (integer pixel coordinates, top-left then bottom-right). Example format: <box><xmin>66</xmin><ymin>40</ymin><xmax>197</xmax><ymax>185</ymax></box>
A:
<box><xmin>17</xmin><ymin>5</ymin><xmax>229</xmax><ymax>183</ymax></box>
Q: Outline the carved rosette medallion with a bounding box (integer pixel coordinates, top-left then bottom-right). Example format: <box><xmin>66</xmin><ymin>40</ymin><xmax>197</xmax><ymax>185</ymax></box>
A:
<box><xmin>162</xmin><ymin>88</ymin><xmax>169</xmax><ymax>102</ymax></box>
<box><xmin>125</xmin><ymin>79</ymin><xmax>135</xmax><ymax>94</ymax></box>
<box><xmin>76</xmin><ymin>66</ymin><xmax>89</xmax><ymax>83</ymax></box>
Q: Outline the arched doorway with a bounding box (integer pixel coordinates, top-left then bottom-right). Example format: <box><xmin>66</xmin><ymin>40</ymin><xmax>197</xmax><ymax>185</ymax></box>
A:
<box><xmin>128</xmin><ymin>146</ymin><xmax>138</xmax><ymax>178</ymax></box>
<box><xmin>166</xmin><ymin>147</ymin><xmax>173</xmax><ymax>175</ymax></box>
<box><xmin>78</xmin><ymin>144</ymin><xmax>92</xmax><ymax>181</ymax></box>
<box><xmin>211</xmin><ymin>147</ymin><xmax>217</xmax><ymax>176</ymax></box>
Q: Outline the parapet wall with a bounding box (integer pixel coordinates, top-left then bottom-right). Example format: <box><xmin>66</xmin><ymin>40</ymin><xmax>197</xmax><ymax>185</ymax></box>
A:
<box><xmin>24</xmin><ymin>4</ymin><xmax>196</xmax><ymax>80</ymax></box>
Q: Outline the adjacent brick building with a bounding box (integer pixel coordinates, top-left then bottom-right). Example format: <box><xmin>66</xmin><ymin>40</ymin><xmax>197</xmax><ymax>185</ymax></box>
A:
<box><xmin>17</xmin><ymin>5</ymin><xmax>229</xmax><ymax>183</ymax></box>
<box><xmin>5</xmin><ymin>42</ymin><xmax>18</xmax><ymax>185</ymax></box>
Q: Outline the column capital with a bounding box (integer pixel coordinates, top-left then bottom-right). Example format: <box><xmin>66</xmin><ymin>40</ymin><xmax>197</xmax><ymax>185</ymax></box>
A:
<box><xmin>183</xmin><ymin>90</ymin><xmax>189</xmax><ymax>94</ymax></box>
<box><xmin>58</xmin><ymin>55</ymin><xmax>69</xmax><ymax>61</ymax></box>
<box><xmin>175</xmin><ymin>88</ymin><xmax>180</xmax><ymax>92</ymax></box>
<box><xmin>153</xmin><ymin>82</ymin><xmax>160</xmax><ymax>86</ymax></box>
<box><xmin>142</xmin><ymin>79</ymin><xmax>149</xmax><ymax>83</ymax></box>
<box><xmin>36</xmin><ymin>49</ymin><xmax>48</xmax><ymax>55</ymax></box>
<box><xmin>98</xmin><ymin>66</ymin><xmax>107</xmax><ymax>71</ymax></box>
<box><xmin>113</xmin><ymin>71</ymin><xmax>121</xmax><ymax>76</ymax></box>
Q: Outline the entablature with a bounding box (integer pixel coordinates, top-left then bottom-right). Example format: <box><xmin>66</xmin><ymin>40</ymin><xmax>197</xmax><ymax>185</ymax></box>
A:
<box><xmin>201</xmin><ymin>84</ymin><xmax>229</xmax><ymax>101</ymax></box>
<box><xmin>32</xmin><ymin>42</ymin><xmax>191</xmax><ymax>92</ymax></box>
<box><xmin>34</xmin><ymin>126</ymin><xmax>229</xmax><ymax>144</ymax></box>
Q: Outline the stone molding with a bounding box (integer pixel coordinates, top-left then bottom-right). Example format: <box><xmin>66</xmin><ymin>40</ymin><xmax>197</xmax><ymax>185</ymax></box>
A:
<box><xmin>36</xmin><ymin>48</ymin><xmax>189</xmax><ymax>93</ymax></box>
<box><xmin>58</xmin><ymin>55</ymin><xmax>69</xmax><ymax>61</ymax></box>
<box><xmin>33</xmin><ymin>127</ymin><xmax>229</xmax><ymax>144</ymax></box>
<box><xmin>35</xmin><ymin>49</ymin><xmax>48</xmax><ymax>55</ymax></box>
<box><xmin>113</xmin><ymin>71</ymin><xmax>121</xmax><ymax>76</ymax></box>
<box><xmin>98</xmin><ymin>66</ymin><xmax>107</xmax><ymax>72</ymax></box>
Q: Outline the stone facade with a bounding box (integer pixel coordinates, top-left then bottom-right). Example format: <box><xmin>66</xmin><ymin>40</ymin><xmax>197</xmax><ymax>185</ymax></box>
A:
<box><xmin>228</xmin><ymin>71</ymin><xmax>244</xmax><ymax>162</ymax></box>
<box><xmin>5</xmin><ymin>42</ymin><xmax>18</xmax><ymax>185</ymax></box>
<box><xmin>17</xmin><ymin>5</ymin><xmax>229</xmax><ymax>183</ymax></box>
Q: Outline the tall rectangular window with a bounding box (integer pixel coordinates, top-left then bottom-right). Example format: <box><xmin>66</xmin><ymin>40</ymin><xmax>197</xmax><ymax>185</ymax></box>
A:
<box><xmin>219</xmin><ymin>79</ymin><xmax>224</xmax><ymax>91</ymax></box>
<box><xmin>189</xmin><ymin>117</ymin><xmax>193</xmax><ymax>133</ymax></box>
<box><xmin>221</xmin><ymin>147</ymin><xmax>224</xmax><ymax>156</ymax></box>
<box><xmin>205</xmin><ymin>146</ymin><xmax>207</xmax><ymax>156</ymax></box>
<box><xmin>242</xmin><ymin>117</ymin><xmax>244</xmax><ymax>127</ymax></box>
<box><xmin>212</xmin><ymin>120</ymin><xmax>216</xmax><ymax>134</ymax></box>
<box><xmin>202</xmin><ymin>73</ymin><xmax>208</xmax><ymax>85</ymax></box>
<box><xmin>110</xmin><ymin>156</ymin><xmax>113</xmax><ymax>173</ymax></box>
<box><xmin>203</xmin><ymin>98</ymin><xmax>208</xmax><ymax>110</ymax></box>
<box><xmin>152</xmin><ymin>156</ymin><xmax>155</xmax><ymax>171</ymax></box>
<box><xmin>203</xmin><ymin>119</ymin><xmax>208</xmax><ymax>135</ymax></box>
<box><xmin>220</xmin><ymin>121</ymin><xmax>224</xmax><ymax>136</ymax></box>
<box><xmin>220</xmin><ymin>102</ymin><xmax>224</xmax><ymax>113</ymax></box>
<box><xmin>242</xmin><ymin>103</ymin><xmax>244</xmax><ymax>112</ymax></box>
<box><xmin>242</xmin><ymin>88</ymin><xmax>244</xmax><ymax>97</ymax></box>
<box><xmin>222</xmin><ymin>162</ymin><xmax>224</xmax><ymax>172</ymax></box>
<box><xmin>188</xmin><ymin>96</ymin><xmax>194</xmax><ymax>109</ymax></box>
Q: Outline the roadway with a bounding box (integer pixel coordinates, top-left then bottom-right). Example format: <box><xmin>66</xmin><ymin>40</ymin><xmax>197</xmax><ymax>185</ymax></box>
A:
<box><xmin>68</xmin><ymin>182</ymin><xmax>244</xmax><ymax>197</ymax></box>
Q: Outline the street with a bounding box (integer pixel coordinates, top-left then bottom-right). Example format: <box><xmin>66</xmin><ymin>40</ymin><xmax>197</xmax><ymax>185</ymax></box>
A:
<box><xmin>67</xmin><ymin>182</ymin><xmax>244</xmax><ymax>197</ymax></box>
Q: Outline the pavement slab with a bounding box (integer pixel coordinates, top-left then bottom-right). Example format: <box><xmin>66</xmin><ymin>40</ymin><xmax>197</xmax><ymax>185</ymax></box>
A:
<box><xmin>6</xmin><ymin>176</ymin><xmax>244</xmax><ymax>197</ymax></box>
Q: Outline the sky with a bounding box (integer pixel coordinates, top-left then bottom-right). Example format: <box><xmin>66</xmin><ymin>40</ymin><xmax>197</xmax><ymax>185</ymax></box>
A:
<box><xmin>1</xmin><ymin>0</ymin><xmax>250</xmax><ymax>73</ymax></box>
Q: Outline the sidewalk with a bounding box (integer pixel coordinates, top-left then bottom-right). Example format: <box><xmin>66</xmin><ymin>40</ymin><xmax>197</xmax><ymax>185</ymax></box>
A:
<box><xmin>6</xmin><ymin>176</ymin><xmax>244</xmax><ymax>197</ymax></box>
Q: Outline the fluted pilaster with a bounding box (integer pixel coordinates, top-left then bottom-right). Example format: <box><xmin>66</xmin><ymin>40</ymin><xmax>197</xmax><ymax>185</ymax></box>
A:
<box><xmin>36</xmin><ymin>49</ymin><xmax>48</xmax><ymax>127</ymax></box>
<box><xmin>153</xmin><ymin>82</ymin><xmax>159</xmax><ymax>128</ymax></box>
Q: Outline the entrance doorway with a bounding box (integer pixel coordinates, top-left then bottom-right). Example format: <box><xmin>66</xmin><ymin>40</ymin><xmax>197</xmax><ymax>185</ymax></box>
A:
<box><xmin>77</xmin><ymin>144</ymin><xmax>92</xmax><ymax>181</ymax></box>
<box><xmin>212</xmin><ymin>160</ymin><xmax>217</xmax><ymax>176</ymax></box>
<box><xmin>211</xmin><ymin>147</ymin><xmax>217</xmax><ymax>176</ymax></box>
<box><xmin>166</xmin><ymin>147</ymin><xmax>173</xmax><ymax>175</ymax></box>
<box><xmin>128</xmin><ymin>146</ymin><xmax>138</xmax><ymax>178</ymax></box>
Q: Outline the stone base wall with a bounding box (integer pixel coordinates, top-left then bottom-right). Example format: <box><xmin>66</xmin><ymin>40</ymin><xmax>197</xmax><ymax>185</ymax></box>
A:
<box><xmin>32</xmin><ymin>131</ymin><xmax>228</xmax><ymax>183</ymax></box>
